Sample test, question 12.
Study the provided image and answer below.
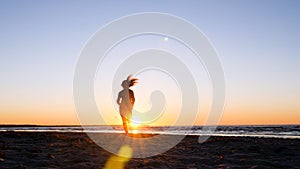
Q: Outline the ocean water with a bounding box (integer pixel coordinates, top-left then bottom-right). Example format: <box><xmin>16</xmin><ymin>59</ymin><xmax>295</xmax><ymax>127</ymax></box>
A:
<box><xmin>0</xmin><ymin>125</ymin><xmax>299</xmax><ymax>139</ymax></box>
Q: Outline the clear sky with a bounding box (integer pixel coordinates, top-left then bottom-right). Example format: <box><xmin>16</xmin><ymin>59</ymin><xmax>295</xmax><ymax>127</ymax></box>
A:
<box><xmin>0</xmin><ymin>0</ymin><xmax>299</xmax><ymax>125</ymax></box>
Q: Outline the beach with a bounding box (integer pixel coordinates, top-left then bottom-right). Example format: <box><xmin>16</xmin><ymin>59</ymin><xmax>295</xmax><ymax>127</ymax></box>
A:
<box><xmin>0</xmin><ymin>132</ymin><xmax>299</xmax><ymax>169</ymax></box>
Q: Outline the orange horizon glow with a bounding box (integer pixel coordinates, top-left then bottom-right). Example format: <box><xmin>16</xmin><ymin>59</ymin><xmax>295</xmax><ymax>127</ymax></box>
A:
<box><xmin>1</xmin><ymin>91</ymin><xmax>299</xmax><ymax>126</ymax></box>
<box><xmin>1</xmin><ymin>109</ymin><xmax>299</xmax><ymax>126</ymax></box>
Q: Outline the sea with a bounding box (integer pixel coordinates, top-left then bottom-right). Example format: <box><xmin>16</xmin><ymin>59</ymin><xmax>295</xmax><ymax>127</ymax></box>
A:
<box><xmin>0</xmin><ymin>125</ymin><xmax>299</xmax><ymax>139</ymax></box>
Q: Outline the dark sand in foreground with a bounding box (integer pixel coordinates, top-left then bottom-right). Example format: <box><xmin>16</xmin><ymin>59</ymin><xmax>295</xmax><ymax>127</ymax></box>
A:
<box><xmin>0</xmin><ymin>132</ymin><xmax>299</xmax><ymax>169</ymax></box>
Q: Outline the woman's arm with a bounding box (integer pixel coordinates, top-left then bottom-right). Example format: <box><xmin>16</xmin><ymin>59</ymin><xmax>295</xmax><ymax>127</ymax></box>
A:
<box><xmin>130</xmin><ymin>91</ymin><xmax>135</xmax><ymax>106</ymax></box>
<box><xmin>117</xmin><ymin>92</ymin><xmax>121</xmax><ymax>105</ymax></box>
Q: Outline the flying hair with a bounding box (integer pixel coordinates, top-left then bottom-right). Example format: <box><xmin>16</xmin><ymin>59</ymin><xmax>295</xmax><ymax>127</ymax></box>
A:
<box><xmin>127</xmin><ymin>74</ymin><xmax>138</xmax><ymax>87</ymax></box>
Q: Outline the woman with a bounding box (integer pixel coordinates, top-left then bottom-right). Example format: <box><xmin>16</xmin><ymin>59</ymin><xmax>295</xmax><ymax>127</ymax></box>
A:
<box><xmin>117</xmin><ymin>75</ymin><xmax>138</xmax><ymax>134</ymax></box>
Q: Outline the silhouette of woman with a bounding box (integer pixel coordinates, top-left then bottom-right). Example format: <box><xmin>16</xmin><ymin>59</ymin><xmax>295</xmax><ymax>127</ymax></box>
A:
<box><xmin>117</xmin><ymin>75</ymin><xmax>138</xmax><ymax>134</ymax></box>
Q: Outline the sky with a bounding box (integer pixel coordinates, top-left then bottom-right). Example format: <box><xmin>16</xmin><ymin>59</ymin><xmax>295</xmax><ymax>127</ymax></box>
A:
<box><xmin>0</xmin><ymin>0</ymin><xmax>299</xmax><ymax>126</ymax></box>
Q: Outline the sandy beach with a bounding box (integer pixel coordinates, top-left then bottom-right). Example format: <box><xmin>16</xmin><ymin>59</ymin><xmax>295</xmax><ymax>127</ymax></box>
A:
<box><xmin>0</xmin><ymin>131</ymin><xmax>299</xmax><ymax>169</ymax></box>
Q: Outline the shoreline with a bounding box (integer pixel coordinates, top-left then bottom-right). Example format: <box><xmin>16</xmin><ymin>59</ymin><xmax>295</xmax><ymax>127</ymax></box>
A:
<box><xmin>0</xmin><ymin>130</ymin><xmax>299</xmax><ymax>140</ymax></box>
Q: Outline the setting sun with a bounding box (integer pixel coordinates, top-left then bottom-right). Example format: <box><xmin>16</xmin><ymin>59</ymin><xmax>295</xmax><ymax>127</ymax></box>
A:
<box><xmin>130</xmin><ymin>116</ymin><xmax>142</xmax><ymax>129</ymax></box>
<box><xmin>132</xmin><ymin>129</ymin><xmax>139</xmax><ymax>134</ymax></box>
<box><xmin>130</xmin><ymin>122</ymin><xmax>140</xmax><ymax>128</ymax></box>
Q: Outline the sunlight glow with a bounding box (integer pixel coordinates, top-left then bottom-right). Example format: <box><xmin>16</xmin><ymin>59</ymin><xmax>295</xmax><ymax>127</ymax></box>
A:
<box><xmin>132</xmin><ymin>129</ymin><xmax>139</xmax><ymax>134</ymax></box>
<box><xmin>130</xmin><ymin>116</ymin><xmax>141</xmax><ymax>129</ymax></box>
<box><xmin>130</xmin><ymin>122</ymin><xmax>140</xmax><ymax>128</ymax></box>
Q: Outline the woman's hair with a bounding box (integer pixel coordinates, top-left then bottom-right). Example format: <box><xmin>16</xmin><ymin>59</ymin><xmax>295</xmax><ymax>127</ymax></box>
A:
<box><xmin>127</xmin><ymin>75</ymin><xmax>138</xmax><ymax>87</ymax></box>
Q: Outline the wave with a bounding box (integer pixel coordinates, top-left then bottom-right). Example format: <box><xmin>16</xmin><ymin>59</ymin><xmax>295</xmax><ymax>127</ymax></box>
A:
<box><xmin>0</xmin><ymin>125</ymin><xmax>299</xmax><ymax>139</ymax></box>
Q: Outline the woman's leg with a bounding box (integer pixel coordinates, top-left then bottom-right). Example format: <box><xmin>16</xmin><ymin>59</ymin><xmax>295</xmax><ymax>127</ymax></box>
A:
<box><xmin>127</xmin><ymin>113</ymin><xmax>132</xmax><ymax>128</ymax></box>
<box><xmin>121</xmin><ymin>115</ymin><xmax>128</xmax><ymax>134</ymax></box>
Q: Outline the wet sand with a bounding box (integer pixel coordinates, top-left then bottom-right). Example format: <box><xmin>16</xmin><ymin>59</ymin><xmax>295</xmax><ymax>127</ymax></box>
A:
<box><xmin>0</xmin><ymin>132</ymin><xmax>299</xmax><ymax>168</ymax></box>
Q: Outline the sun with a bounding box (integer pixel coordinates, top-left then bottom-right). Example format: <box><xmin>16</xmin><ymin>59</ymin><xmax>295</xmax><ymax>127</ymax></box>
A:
<box><xmin>132</xmin><ymin>129</ymin><xmax>139</xmax><ymax>134</ymax></box>
<box><xmin>130</xmin><ymin>121</ymin><xmax>140</xmax><ymax>129</ymax></box>
<box><xmin>130</xmin><ymin>121</ymin><xmax>140</xmax><ymax>134</ymax></box>
<box><xmin>130</xmin><ymin>122</ymin><xmax>139</xmax><ymax>128</ymax></box>
<box><xmin>130</xmin><ymin>116</ymin><xmax>141</xmax><ymax>128</ymax></box>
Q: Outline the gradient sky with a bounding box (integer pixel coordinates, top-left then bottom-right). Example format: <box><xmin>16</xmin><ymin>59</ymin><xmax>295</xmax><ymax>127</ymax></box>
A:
<box><xmin>0</xmin><ymin>0</ymin><xmax>299</xmax><ymax>125</ymax></box>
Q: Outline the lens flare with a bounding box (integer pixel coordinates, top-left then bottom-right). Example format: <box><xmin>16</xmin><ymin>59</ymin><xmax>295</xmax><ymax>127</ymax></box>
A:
<box><xmin>104</xmin><ymin>145</ymin><xmax>132</xmax><ymax>169</ymax></box>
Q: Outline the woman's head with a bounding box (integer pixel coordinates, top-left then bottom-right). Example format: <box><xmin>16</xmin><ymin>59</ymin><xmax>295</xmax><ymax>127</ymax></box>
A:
<box><xmin>121</xmin><ymin>80</ymin><xmax>129</xmax><ymax>89</ymax></box>
<box><xmin>121</xmin><ymin>75</ymin><xmax>138</xmax><ymax>88</ymax></box>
